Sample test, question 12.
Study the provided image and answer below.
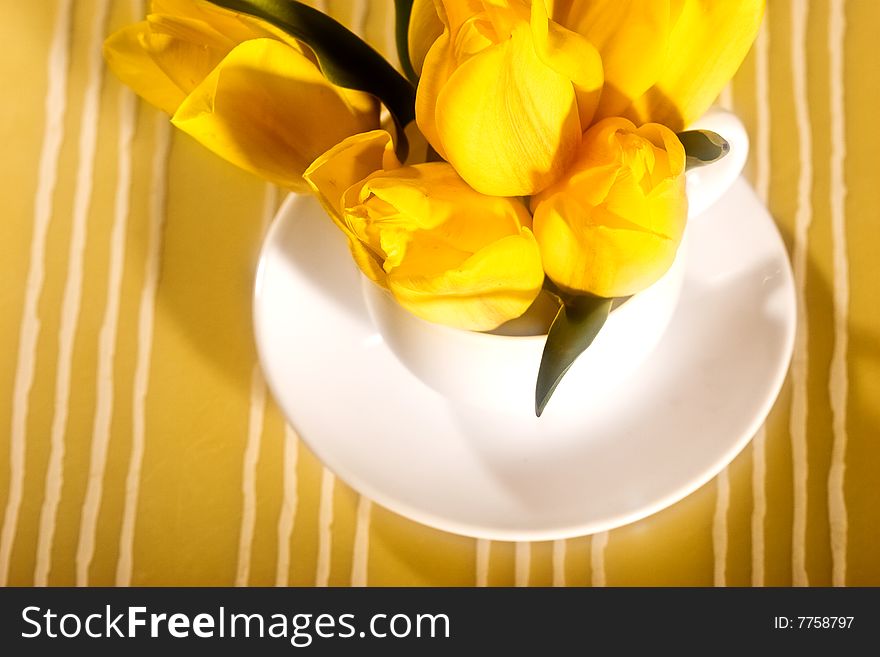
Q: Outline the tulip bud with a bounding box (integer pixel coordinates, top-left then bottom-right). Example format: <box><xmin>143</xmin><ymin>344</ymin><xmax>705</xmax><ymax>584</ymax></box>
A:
<box><xmin>415</xmin><ymin>0</ymin><xmax>602</xmax><ymax>196</ymax></box>
<box><xmin>104</xmin><ymin>0</ymin><xmax>378</xmax><ymax>191</ymax></box>
<box><xmin>306</xmin><ymin>131</ymin><xmax>545</xmax><ymax>331</ymax></box>
<box><xmin>532</xmin><ymin>117</ymin><xmax>687</xmax><ymax>298</ymax></box>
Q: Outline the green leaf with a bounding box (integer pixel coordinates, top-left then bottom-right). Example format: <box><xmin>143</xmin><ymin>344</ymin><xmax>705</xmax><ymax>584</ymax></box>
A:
<box><xmin>209</xmin><ymin>0</ymin><xmax>416</xmax><ymax>132</ymax></box>
<box><xmin>394</xmin><ymin>0</ymin><xmax>418</xmax><ymax>85</ymax></box>
<box><xmin>535</xmin><ymin>294</ymin><xmax>613</xmax><ymax>417</ymax></box>
<box><xmin>677</xmin><ymin>129</ymin><xmax>730</xmax><ymax>170</ymax></box>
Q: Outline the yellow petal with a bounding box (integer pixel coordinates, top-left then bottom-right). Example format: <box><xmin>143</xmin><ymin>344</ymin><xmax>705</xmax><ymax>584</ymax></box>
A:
<box><xmin>150</xmin><ymin>0</ymin><xmax>267</xmax><ymax>43</ymax></box>
<box><xmin>141</xmin><ymin>14</ymin><xmax>235</xmax><ymax>94</ymax></box>
<box><xmin>148</xmin><ymin>0</ymin><xmax>313</xmax><ymax>58</ymax></box>
<box><xmin>105</xmin><ymin>0</ymin><xmax>317</xmax><ymax>114</ymax></box>
<box><xmin>303</xmin><ymin>129</ymin><xmax>400</xmax><ymax>218</ymax></box>
<box><xmin>435</xmin><ymin>0</ymin><xmax>485</xmax><ymax>39</ymax></box>
<box><xmin>634</xmin><ymin>121</ymin><xmax>686</xmax><ymax>181</ymax></box>
<box><xmin>344</xmin><ymin>162</ymin><xmax>532</xmax><ymax>272</ymax></box>
<box><xmin>434</xmin><ymin>21</ymin><xmax>580</xmax><ymax>196</ymax></box>
<box><xmin>408</xmin><ymin>0</ymin><xmax>444</xmax><ymax>76</ymax></box>
<box><xmin>554</xmin><ymin>0</ymin><xmax>670</xmax><ymax>120</ymax></box>
<box><xmin>388</xmin><ymin>228</ymin><xmax>545</xmax><ymax>331</ymax></box>
<box><xmin>534</xmin><ymin>168</ymin><xmax>687</xmax><ymax>297</ymax></box>
<box><xmin>414</xmin><ymin>31</ymin><xmax>453</xmax><ymax>160</ymax></box>
<box><xmin>362</xmin><ymin>162</ymin><xmax>528</xmax><ymax>239</ymax></box>
<box><xmin>171</xmin><ymin>38</ymin><xmax>379</xmax><ymax>191</ymax></box>
<box><xmin>535</xmin><ymin>204</ymin><xmax>681</xmax><ymax>297</ymax></box>
<box><xmin>303</xmin><ymin>130</ymin><xmax>401</xmax><ymax>284</ymax></box>
<box><xmin>415</xmin><ymin>0</ymin><xmax>509</xmax><ymax>162</ymax></box>
<box><xmin>530</xmin><ymin>0</ymin><xmax>603</xmax><ymax>129</ymax></box>
<box><xmin>624</xmin><ymin>0</ymin><xmax>765</xmax><ymax>129</ymax></box>
<box><xmin>103</xmin><ymin>22</ymin><xmax>186</xmax><ymax>114</ymax></box>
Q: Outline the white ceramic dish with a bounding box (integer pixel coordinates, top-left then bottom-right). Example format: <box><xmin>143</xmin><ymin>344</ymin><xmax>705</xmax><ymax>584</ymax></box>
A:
<box><xmin>253</xmin><ymin>174</ymin><xmax>796</xmax><ymax>541</ymax></box>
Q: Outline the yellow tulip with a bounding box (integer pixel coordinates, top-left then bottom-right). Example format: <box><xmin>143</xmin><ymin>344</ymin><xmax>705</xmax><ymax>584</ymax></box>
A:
<box><xmin>553</xmin><ymin>0</ymin><xmax>765</xmax><ymax>130</ymax></box>
<box><xmin>305</xmin><ymin>130</ymin><xmax>545</xmax><ymax>331</ymax></box>
<box><xmin>531</xmin><ymin>117</ymin><xmax>687</xmax><ymax>298</ymax></box>
<box><xmin>104</xmin><ymin>0</ymin><xmax>378</xmax><ymax>190</ymax></box>
<box><xmin>415</xmin><ymin>0</ymin><xmax>602</xmax><ymax>197</ymax></box>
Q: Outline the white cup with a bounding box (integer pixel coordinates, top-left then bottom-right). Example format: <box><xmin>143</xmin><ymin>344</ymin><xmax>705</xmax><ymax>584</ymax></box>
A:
<box><xmin>363</xmin><ymin>108</ymin><xmax>750</xmax><ymax>416</ymax></box>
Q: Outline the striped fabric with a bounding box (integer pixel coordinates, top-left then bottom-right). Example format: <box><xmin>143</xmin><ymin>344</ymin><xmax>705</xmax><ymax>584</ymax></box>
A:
<box><xmin>0</xmin><ymin>0</ymin><xmax>877</xmax><ymax>586</ymax></box>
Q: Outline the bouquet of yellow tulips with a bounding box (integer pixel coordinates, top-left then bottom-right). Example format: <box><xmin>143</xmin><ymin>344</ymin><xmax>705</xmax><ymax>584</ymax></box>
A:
<box><xmin>105</xmin><ymin>0</ymin><xmax>763</xmax><ymax>415</ymax></box>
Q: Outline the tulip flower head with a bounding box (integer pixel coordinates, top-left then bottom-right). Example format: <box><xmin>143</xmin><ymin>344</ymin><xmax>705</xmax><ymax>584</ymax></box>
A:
<box><xmin>104</xmin><ymin>0</ymin><xmax>379</xmax><ymax>191</ymax></box>
<box><xmin>305</xmin><ymin>131</ymin><xmax>545</xmax><ymax>331</ymax></box>
<box><xmin>532</xmin><ymin>117</ymin><xmax>688</xmax><ymax>298</ymax></box>
<box><xmin>415</xmin><ymin>0</ymin><xmax>603</xmax><ymax>196</ymax></box>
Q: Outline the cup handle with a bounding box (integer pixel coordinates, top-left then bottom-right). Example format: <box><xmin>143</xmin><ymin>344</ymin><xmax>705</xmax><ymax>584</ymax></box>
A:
<box><xmin>684</xmin><ymin>107</ymin><xmax>750</xmax><ymax>219</ymax></box>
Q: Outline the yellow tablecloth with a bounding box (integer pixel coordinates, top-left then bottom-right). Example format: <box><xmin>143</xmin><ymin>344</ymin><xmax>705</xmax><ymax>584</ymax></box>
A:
<box><xmin>1</xmin><ymin>0</ymin><xmax>877</xmax><ymax>586</ymax></box>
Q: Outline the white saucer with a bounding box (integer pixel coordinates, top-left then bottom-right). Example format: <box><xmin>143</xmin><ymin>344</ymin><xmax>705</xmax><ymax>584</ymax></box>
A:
<box><xmin>253</xmin><ymin>177</ymin><xmax>796</xmax><ymax>541</ymax></box>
